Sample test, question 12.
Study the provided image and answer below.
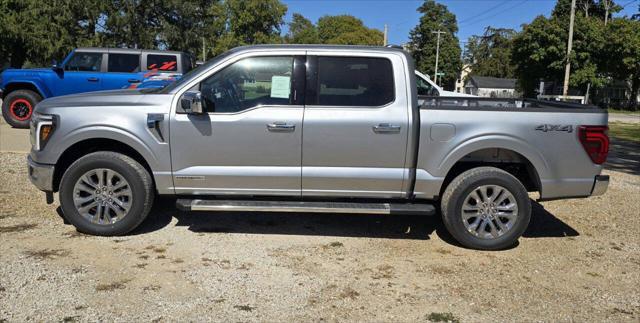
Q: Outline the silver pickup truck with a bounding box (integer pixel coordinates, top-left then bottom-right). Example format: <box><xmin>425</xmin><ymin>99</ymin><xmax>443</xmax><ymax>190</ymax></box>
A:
<box><xmin>27</xmin><ymin>45</ymin><xmax>609</xmax><ymax>250</ymax></box>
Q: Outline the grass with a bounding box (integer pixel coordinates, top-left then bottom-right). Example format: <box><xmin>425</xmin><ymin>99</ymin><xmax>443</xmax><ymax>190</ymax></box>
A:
<box><xmin>426</xmin><ymin>312</ymin><xmax>459</xmax><ymax>323</ymax></box>
<box><xmin>24</xmin><ymin>249</ymin><xmax>70</xmax><ymax>260</ymax></box>
<box><xmin>609</xmin><ymin>122</ymin><xmax>640</xmax><ymax>142</ymax></box>
<box><xmin>608</xmin><ymin>108</ymin><xmax>640</xmax><ymax>115</ymax></box>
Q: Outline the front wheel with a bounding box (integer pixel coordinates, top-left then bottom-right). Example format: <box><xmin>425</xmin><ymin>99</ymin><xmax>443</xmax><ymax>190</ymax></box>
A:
<box><xmin>440</xmin><ymin>167</ymin><xmax>531</xmax><ymax>250</ymax></box>
<box><xmin>59</xmin><ymin>152</ymin><xmax>154</xmax><ymax>236</ymax></box>
<box><xmin>1</xmin><ymin>89</ymin><xmax>42</xmax><ymax>128</ymax></box>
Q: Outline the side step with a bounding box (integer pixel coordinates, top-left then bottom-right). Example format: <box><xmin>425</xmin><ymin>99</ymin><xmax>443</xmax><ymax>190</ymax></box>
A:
<box><xmin>176</xmin><ymin>199</ymin><xmax>436</xmax><ymax>215</ymax></box>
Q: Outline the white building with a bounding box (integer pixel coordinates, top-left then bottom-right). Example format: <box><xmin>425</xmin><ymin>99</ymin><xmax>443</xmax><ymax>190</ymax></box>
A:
<box><xmin>464</xmin><ymin>76</ymin><xmax>518</xmax><ymax>98</ymax></box>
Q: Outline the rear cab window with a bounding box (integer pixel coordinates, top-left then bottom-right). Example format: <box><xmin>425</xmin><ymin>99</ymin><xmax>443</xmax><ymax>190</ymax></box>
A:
<box><xmin>108</xmin><ymin>53</ymin><xmax>140</xmax><ymax>73</ymax></box>
<box><xmin>147</xmin><ymin>54</ymin><xmax>178</xmax><ymax>72</ymax></box>
<box><xmin>308</xmin><ymin>56</ymin><xmax>395</xmax><ymax>107</ymax></box>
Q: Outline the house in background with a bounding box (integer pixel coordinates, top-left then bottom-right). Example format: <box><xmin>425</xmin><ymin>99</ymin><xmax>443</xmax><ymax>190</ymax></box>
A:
<box><xmin>455</xmin><ymin>64</ymin><xmax>472</xmax><ymax>94</ymax></box>
<box><xmin>464</xmin><ymin>76</ymin><xmax>518</xmax><ymax>98</ymax></box>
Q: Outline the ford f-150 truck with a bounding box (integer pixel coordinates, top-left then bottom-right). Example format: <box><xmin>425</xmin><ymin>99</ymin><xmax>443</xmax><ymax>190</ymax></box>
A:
<box><xmin>1</xmin><ymin>47</ymin><xmax>193</xmax><ymax>128</ymax></box>
<box><xmin>26</xmin><ymin>45</ymin><xmax>609</xmax><ymax>250</ymax></box>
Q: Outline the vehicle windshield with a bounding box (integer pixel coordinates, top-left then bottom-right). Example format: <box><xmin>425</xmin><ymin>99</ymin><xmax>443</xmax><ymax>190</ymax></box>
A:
<box><xmin>158</xmin><ymin>50</ymin><xmax>235</xmax><ymax>94</ymax></box>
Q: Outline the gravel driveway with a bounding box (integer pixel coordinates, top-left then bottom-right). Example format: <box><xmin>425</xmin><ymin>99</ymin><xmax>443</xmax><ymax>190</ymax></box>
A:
<box><xmin>1</xmin><ymin>151</ymin><xmax>639</xmax><ymax>322</ymax></box>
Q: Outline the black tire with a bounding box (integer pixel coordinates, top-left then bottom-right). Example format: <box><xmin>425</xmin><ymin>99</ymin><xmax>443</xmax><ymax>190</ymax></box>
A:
<box><xmin>440</xmin><ymin>167</ymin><xmax>531</xmax><ymax>250</ymax></box>
<box><xmin>59</xmin><ymin>152</ymin><xmax>154</xmax><ymax>236</ymax></box>
<box><xmin>1</xmin><ymin>89</ymin><xmax>42</xmax><ymax>128</ymax></box>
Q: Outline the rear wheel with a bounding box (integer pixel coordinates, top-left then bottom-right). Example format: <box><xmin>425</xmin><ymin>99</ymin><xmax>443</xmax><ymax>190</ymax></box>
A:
<box><xmin>1</xmin><ymin>89</ymin><xmax>42</xmax><ymax>128</ymax></box>
<box><xmin>59</xmin><ymin>152</ymin><xmax>154</xmax><ymax>236</ymax></box>
<box><xmin>440</xmin><ymin>167</ymin><xmax>531</xmax><ymax>250</ymax></box>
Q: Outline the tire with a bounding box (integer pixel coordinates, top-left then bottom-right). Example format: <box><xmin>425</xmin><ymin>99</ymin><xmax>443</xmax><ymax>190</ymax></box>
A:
<box><xmin>440</xmin><ymin>167</ymin><xmax>531</xmax><ymax>250</ymax></box>
<box><xmin>59</xmin><ymin>152</ymin><xmax>154</xmax><ymax>236</ymax></box>
<box><xmin>1</xmin><ymin>89</ymin><xmax>42</xmax><ymax>128</ymax></box>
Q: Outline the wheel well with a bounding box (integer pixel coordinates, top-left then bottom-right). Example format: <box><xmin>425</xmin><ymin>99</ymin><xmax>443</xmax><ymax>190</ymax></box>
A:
<box><xmin>3</xmin><ymin>82</ymin><xmax>43</xmax><ymax>99</ymax></box>
<box><xmin>440</xmin><ymin>148</ymin><xmax>541</xmax><ymax>196</ymax></box>
<box><xmin>52</xmin><ymin>138</ymin><xmax>154</xmax><ymax>192</ymax></box>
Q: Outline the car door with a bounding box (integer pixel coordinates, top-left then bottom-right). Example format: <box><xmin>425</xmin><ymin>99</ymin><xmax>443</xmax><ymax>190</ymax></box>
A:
<box><xmin>302</xmin><ymin>53</ymin><xmax>410</xmax><ymax>198</ymax></box>
<box><xmin>169</xmin><ymin>53</ymin><xmax>306</xmax><ymax>196</ymax></box>
<box><xmin>103</xmin><ymin>52</ymin><xmax>142</xmax><ymax>90</ymax></box>
<box><xmin>55</xmin><ymin>51</ymin><xmax>105</xmax><ymax>96</ymax></box>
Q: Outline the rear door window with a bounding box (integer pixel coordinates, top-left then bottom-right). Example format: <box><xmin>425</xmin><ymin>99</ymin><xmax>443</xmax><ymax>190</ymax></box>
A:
<box><xmin>108</xmin><ymin>53</ymin><xmax>140</xmax><ymax>73</ymax></box>
<box><xmin>147</xmin><ymin>54</ymin><xmax>178</xmax><ymax>71</ymax></box>
<box><xmin>312</xmin><ymin>56</ymin><xmax>394</xmax><ymax>107</ymax></box>
<box><xmin>65</xmin><ymin>52</ymin><xmax>103</xmax><ymax>72</ymax></box>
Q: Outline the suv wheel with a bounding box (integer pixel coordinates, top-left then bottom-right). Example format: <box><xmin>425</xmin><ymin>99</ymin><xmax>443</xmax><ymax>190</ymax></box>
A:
<box><xmin>2</xmin><ymin>89</ymin><xmax>42</xmax><ymax>128</ymax></box>
<box><xmin>441</xmin><ymin>167</ymin><xmax>531</xmax><ymax>250</ymax></box>
<box><xmin>59</xmin><ymin>152</ymin><xmax>154</xmax><ymax>236</ymax></box>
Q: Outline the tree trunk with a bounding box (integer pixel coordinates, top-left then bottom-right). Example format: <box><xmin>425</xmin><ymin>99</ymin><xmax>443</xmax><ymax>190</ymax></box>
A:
<box><xmin>630</xmin><ymin>75</ymin><xmax>639</xmax><ymax>110</ymax></box>
<box><xmin>9</xmin><ymin>43</ymin><xmax>26</xmax><ymax>68</ymax></box>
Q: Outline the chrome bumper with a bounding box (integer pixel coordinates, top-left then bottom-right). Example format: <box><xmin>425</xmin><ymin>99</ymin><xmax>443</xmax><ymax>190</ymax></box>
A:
<box><xmin>591</xmin><ymin>175</ymin><xmax>609</xmax><ymax>196</ymax></box>
<box><xmin>27</xmin><ymin>155</ymin><xmax>54</xmax><ymax>192</ymax></box>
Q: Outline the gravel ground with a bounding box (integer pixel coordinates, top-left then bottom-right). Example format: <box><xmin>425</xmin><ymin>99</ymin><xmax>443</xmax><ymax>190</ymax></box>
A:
<box><xmin>1</xmin><ymin>152</ymin><xmax>639</xmax><ymax>322</ymax></box>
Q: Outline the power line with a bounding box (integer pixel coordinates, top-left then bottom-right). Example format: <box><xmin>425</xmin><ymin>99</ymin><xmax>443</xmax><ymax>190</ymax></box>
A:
<box><xmin>459</xmin><ymin>0</ymin><xmax>528</xmax><ymax>27</ymax></box>
<box><xmin>458</xmin><ymin>0</ymin><xmax>512</xmax><ymax>23</ymax></box>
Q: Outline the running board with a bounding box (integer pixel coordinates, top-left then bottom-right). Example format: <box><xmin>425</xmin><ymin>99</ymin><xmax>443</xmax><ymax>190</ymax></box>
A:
<box><xmin>176</xmin><ymin>199</ymin><xmax>436</xmax><ymax>215</ymax></box>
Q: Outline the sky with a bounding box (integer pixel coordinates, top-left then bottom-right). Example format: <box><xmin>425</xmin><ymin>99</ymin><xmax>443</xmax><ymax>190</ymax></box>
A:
<box><xmin>281</xmin><ymin>0</ymin><xmax>640</xmax><ymax>46</ymax></box>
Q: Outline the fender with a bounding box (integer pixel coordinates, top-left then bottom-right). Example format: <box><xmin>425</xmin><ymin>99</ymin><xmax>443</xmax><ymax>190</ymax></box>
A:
<box><xmin>438</xmin><ymin>133</ymin><xmax>550</xmax><ymax>180</ymax></box>
<box><xmin>4</xmin><ymin>79</ymin><xmax>52</xmax><ymax>98</ymax></box>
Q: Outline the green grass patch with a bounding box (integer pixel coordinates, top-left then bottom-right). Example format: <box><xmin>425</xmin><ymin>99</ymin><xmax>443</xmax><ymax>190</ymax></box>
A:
<box><xmin>608</xmin><ymin>108</ymin><xmax>640</xmax><ymax>115</ymax></box>
<box><xmin>426</xmin><ymin>312</ymin><xmax>459</xmax><ymax>322</ymax></box>
<box><xmin>609</xmin><ymin>122</ymin><xmax>640</xmax><ymax>142</ymax></box>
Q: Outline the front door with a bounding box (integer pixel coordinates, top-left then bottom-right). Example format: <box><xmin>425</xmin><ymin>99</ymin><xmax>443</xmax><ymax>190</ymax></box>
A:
<box><xmin>56</xmin><ymin>51</ymin><xmax>104</xmax><ymax>96</ymax></box>
<box><xmin>301</xmin><ymin>54</ymin><xmax>410</xmax><ymax>198</ymax></box>
<box><xmin>170</xmin><ymin>54</ymin><xmax>305</xmax><ymax>196</ymax></box>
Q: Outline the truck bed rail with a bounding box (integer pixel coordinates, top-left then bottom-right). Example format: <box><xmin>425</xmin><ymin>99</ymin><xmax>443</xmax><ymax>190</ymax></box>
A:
<box><xmin>419</xmin><ymin>96</ymin><xmax>605</xmax><ymax>113</ymax></box>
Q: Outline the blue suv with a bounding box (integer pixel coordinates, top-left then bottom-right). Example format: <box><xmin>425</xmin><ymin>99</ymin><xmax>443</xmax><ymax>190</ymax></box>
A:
<box><xmin>0</xmin><ymin>47</ymin><xmax>193</xmax><ymax>128</ymax></box>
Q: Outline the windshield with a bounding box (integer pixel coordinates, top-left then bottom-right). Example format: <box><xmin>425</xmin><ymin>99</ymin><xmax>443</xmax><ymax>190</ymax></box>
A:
<box><xmin>158</xmin><ymin>50</ymin><xmax>235</xmax><ymax>94</ymax></box>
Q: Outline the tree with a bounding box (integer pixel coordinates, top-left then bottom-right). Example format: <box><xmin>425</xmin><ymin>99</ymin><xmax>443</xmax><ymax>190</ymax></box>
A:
<box><xmin>408</xmin><ymin>0</ymin><xmax>462</xmax><ymax>89</ymax></box>
<box><xmin>604</xmin><ymin>18</ymin><xmax>640</xmax><ymax>108</ymax></box>
<box><xmin>316</xmin><ymin>15</ymin><xmax>383</xmax><ymax>45</ymax></box>
<box><xmin>285</xmin><ymin>13</ymin><xmax>319</xmax><ymax>44</ymax></box>
<box><xmin>465</xmin><ymin>27</ymin><xmax>517</xmax><ymax>79</ymax></box>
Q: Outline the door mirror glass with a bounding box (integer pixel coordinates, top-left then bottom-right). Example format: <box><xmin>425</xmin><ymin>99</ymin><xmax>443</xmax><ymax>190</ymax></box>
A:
<box><xmin>51</xmin><ymin>60</ymin><xmax>62</xmax><ymax>72</ymax></box>
<box><xmin>181</xmin><ymin>90</ymin><xmax>204</xmax><ymax>114</ymax></box>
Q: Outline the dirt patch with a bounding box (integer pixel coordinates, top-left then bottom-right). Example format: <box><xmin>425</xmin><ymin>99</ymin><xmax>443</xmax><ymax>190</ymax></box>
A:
<box><xmin>0</xmin><ymin>223</ymin><xmax>37</xmax><ymax>233</ymax></box>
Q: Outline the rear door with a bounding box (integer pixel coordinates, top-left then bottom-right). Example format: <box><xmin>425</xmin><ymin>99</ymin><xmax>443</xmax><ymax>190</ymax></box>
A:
<box><xmin>301</xmin><ymin>53</ymin><xmax>410</xmax><ymax>198</ymax></box>
<box><xmin>104</xmin><ymin>52</ymin><xmax>142</xmax><ymax>89</ymax></box>
<box><xmin>169</xmin><ymin>52</ymin><xmax>306</xmax><ymax>196</ymax></box>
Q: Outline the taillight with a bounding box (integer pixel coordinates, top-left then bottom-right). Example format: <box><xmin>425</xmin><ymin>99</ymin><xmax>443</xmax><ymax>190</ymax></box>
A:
<box><xmin>578</xmin><ymin>126</ymin><xmax>609</xmax><ymax>164</ymax></box>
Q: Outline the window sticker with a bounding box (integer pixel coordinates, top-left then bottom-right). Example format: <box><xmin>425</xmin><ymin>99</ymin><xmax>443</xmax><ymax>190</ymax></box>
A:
<box><xmin>270</xmin><ymin>76</ymin><xmax>291</xmax><ymax>99</ymax></box>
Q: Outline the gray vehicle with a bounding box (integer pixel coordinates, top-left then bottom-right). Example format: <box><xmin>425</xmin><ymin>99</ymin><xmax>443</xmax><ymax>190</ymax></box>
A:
<box><xmin>27</xmin><ymin>45</ymin><xmax>610</xmax><ymax>250</ymax></box>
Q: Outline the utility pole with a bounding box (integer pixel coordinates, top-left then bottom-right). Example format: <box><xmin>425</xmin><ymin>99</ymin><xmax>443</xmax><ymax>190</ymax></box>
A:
<box><xmin>562</xmin><ymin>0</ymin><xmax>577</xmax><ymax>98</ymax></box>
<box><xmin>432</xmin><ymin>30</ymin><xmax>445</xmax><ymax>86</ymax></box>
<box><xmin>383</xmin><ymin>24</ymin><xmax>388</xmax><ymax>46</ymax></box>
<box><xmin>603</xmin><ymin>0</ymin><xmax>612</xmax><ymax>25</ymax></box>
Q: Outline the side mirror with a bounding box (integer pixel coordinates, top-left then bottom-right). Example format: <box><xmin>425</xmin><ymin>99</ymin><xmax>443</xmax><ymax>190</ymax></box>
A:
<box><xmin>181</xmin><ymin>90</ymin><xmax>204</xmax><ymax>114</ymax></box>
<box><xmin>51</xmin><ymin>60</ymin><xmax>62</xmax><ymax>72</ymax></box>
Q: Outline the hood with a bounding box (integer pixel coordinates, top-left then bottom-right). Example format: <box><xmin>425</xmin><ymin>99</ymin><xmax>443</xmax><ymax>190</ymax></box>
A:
<box><xmin>35</xmin><ymin>89</ymin><xmax>170</xmax><ymax>114</ymax></box>
<box><xmin>2</xmin><ymin>68</ymin><xmax>55</xmax><ymax>76</ymax></box>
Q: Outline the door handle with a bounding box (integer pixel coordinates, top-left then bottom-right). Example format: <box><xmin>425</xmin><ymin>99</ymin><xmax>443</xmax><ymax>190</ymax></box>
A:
<box><xmin>128</xmin><ymin>79</ymin><xmax>141</xmax><ymax>83</ymax></box>
<box><xmin>87</xmin><ymin>77</ymin><xmax>99</xmax><ymax>82</ymax></box>
<box><xmin>267</xmin><ymin>122</ymin><xmax>295</xmax><ymax>132</ymax></box>
<box><xmin>373</xmin><ymin>123</ymin><xmax>401</xmax><ymax>133</ymax></box>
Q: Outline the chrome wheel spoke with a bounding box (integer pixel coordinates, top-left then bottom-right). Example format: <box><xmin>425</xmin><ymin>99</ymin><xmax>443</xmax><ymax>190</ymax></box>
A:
<box><xmin>460</xmin><ymin>184</ymin><xmax>519</xmax><ymax>240</ymax></box>
<box><xmin>73</xmin><ymin>168</ymin><xmax>132</xmax><ymax>226</ymax></box>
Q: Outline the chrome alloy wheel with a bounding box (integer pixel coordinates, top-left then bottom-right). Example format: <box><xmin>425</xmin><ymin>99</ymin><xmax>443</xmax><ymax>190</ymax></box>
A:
<box><xmin>72</xmin><ymin>168</ymin><xmax>132</xmax><ymax>225</ymax></box>
<box><xmin>461</xmin><ymin>185</ymin><xmax>519</xmax><ymax>239</ymax></box>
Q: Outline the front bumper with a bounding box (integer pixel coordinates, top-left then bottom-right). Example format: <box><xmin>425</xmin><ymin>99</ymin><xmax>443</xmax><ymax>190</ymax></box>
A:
<box><xmin>591</xmin><ymin>175</ymin><xmax>609</xmax><ymax>196</ymax></box>
<box><xmin>27</xmin><ymin>155</ymin><xmax>54</xmax><ymax>192</ymax></box>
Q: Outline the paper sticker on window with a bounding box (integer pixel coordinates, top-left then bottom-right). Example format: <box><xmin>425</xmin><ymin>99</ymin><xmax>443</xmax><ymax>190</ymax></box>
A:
<box><xmin>270</xmin><ymin>76</ymin><xmax>291</xmax><ymax>99</ymax></box>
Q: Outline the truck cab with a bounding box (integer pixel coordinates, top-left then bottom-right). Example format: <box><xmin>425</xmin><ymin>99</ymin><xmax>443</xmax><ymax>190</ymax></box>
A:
<box><xmin>1</xmin><ymin>47</ymin><xmax>193</xmax><ymax>128</ymax></box>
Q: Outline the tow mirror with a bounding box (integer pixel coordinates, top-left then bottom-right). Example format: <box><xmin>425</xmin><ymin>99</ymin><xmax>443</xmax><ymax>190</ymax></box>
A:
<box><xmin>181</xmin><ymin>90</ymin><xmax>204</xmax><ymax>114</ymax></box>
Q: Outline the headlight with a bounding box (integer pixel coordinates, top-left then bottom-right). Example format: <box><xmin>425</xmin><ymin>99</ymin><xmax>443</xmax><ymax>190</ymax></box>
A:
<box><xmin>33</xmin><ymin>114</ymin><xmax>56</xmax><ymax>151</ymax></box>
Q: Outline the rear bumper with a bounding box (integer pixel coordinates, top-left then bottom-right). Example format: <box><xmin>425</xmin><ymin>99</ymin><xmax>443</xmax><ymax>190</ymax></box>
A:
<box><xmin>27</xmin><ymin>155</ymin><xmax>54</xmax><ymax>192</ymax></box>
<box><xmin>591</xmin><ymin>175</ymin><xmax>609</xmax><ymax>196</ymax></box>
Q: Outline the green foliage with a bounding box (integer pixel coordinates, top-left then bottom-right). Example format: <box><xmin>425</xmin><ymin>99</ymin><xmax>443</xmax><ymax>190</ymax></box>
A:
<box><xmin>285</xmin><ymin>13</ymin><xmax>383</xmax><ymax>46</ymax></box>
<box><xmin>317</xmin><ymin>15</ymin><xmax>383</xmax><ymax>45</ymax></box>
<box><xmin>408</xmin><ymin>0</ymin><xmax>462</xmax><ymax>90</ymax></box>
<box><xmin>603</xmin><ymin>18</ymin><xmax>640</xmax><ymax>108</ymax></box>
<box><xmin>285</xmin><ymin>13</ymin><xmax>319</xmax><ymax>44</ymax></box>
<box><xmin>465</xmin><ymin>27</ymin><xmax>517</xmax><ymax>79</ymax></box>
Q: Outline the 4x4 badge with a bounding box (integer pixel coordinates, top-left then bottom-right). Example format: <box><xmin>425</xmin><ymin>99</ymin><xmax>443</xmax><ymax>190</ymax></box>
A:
<box><xmin>535</xmin><ymin>124</ymin><xmax>573</xmax><ymax>133</ymax></box>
